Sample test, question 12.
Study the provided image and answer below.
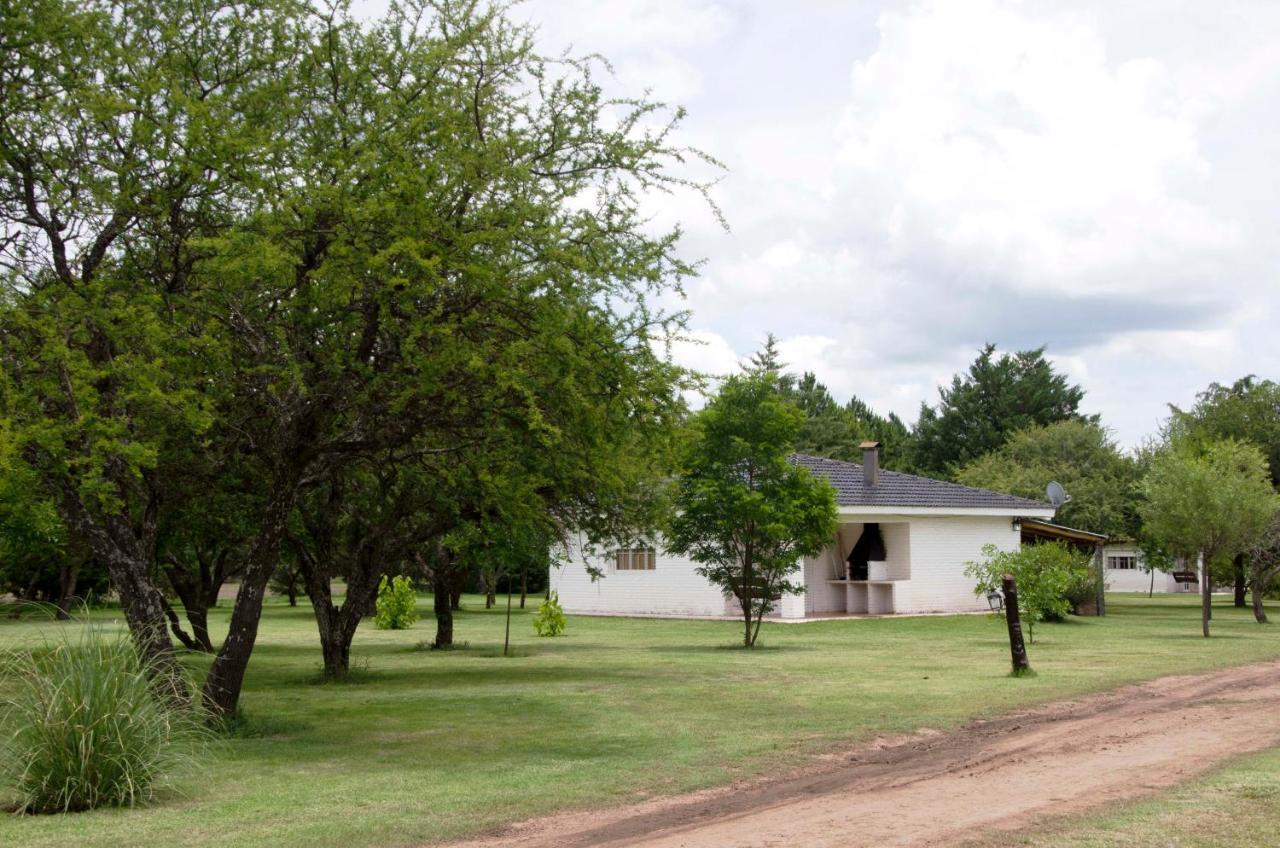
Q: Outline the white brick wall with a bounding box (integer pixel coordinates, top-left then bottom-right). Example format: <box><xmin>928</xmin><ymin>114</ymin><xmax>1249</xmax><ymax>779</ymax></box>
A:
<box><xmin>900</xmin><ymin>515</ymin><xmax>1021</xmax><ymax>613</ymax></box>
<box><xmin>555</xmin><ymin>536</ymin><xmax>731</xmax><ymax>617</ymax></box>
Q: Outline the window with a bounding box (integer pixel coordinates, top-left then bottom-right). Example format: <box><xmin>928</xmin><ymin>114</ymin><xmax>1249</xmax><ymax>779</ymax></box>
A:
<box><xmin>615</xmin><ymin>547</ymin><xmax>656</xmax><ymax>571</ymax></box>
<box><xmin>1107</xmin><ymin>555</ymin><xmax>1138</xmax><ymax>570</ymax></box>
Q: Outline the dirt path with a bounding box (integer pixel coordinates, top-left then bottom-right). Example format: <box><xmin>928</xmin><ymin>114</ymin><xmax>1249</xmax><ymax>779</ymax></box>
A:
<box><xmin>445</xmin><ymin>661</ymin><xmax>1280</xmax><ymax>847</ymax></box>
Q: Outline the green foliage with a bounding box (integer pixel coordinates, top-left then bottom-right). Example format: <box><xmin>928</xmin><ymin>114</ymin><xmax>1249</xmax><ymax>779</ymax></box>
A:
<box><xmin>956</xmin><ymin>420</ymin><xmax>1141</xmax><ymax>537</ymax></box>
<box><xmin>374</xmin><ymin>576</ymin><xmax>419</xmax><ymax>631</ymax></box>
<box><xmin>532</xmin><ymin>592</ymin><xmax>567</xmax><ymax>637</ymax></box>
<box><xmin>1169</xmin><ymin>376</ymin><xmax>1280</xmax><ymax>485</ymax></box>
<box><xmin>913</xmin><ymin>344</ymin><xmax>1094</xmax><ymax>479</ymax></box>
<box><xmin>964</xmin><ymin>542</ymin><xmax>1092</xmax><ymax>642</ymax></box>
<box><xmin>666</xmin><ymin>373</ymin><xmax>838</xmax><ymax>647</ymax></box>
<box><xmin>742</xmin><ymin>338</ymin><xmax>913</xmax><ymax>469</ymax></box>
<box><xmin>1139</xmin><ymin>439</ymin><xmax>1277</xmax><ymax>569</ymax></box>
<box><xmin>0</xmin><ymin>618</ymin><xmax>206</xmax><ymax>813</ymax></box>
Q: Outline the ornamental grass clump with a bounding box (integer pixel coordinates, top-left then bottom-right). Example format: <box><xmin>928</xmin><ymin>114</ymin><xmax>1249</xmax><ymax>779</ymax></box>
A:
<box><xmin>0</xmin><ymin>617</ymin><xmax>207</xmax><ymax>814</ymax></box>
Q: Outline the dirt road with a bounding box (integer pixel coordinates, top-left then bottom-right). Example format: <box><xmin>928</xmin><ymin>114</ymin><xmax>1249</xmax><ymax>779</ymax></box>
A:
<box><xmin>445</xmin><ymin>660</ymin><xmax>1280</xmax><ymax>847</ymax></box>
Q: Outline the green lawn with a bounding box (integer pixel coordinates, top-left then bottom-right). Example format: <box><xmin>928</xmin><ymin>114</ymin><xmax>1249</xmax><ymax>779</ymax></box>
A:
<box><xmin>968</xmin><ymin>746</ymin><xmax>1280</xmax><ymax>847</ymax></box>
<box><xmin>1</xmin><ymin>593</ymin><xmax>1278</xmax><ymax>847</ymax></box>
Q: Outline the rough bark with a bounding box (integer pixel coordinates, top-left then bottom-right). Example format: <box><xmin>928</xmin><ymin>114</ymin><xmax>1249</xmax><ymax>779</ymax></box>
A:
<box><xmin>162</xmin><ymin>598</ymin><xmax>202</xmax><ymax>651</ymax></box>
<box><xmin>304</xmin><ymin>567</ymin><xmax>371</xmax><ymax>679</ymax></box>
<box><xmin>57</xmin><ymin>484</ymin><xmax>188</xmax><ymax>704</ymax></box>
<box><xmin>431</xmin><ymin>551</ymin><xmax>458</xmax><ymax>648</ymax></box>
<box><xmin>163</xmin><ymin>548</ymin><xmax>233</xmax><ymax>652</ymax></box>
<box><xmin>1201</xmin><ymin>552</ymin><xmax>1212</xmax><ymax>638</ymax></box>
<box><xmin>1253</xmin><ymin>581</ymin><xmax>1269</xmax><ymax>624</ymax></box>
<box><xmin>54</xmin><ymin>564</ymin><xmax>78</xmax><ymax>620</ymax></box>
<box><xmin>202</xmin><ymin>484</ymin><xmax>296</xmax><ymax>717</ymax></box>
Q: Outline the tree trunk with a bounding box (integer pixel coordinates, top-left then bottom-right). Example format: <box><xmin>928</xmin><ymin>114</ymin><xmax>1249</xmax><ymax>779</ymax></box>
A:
<box><xmin>1201</xmin><ymin>551</ymin><xmax>1212</xmax><ymax>638</ymax></box>
<box><xmin>202</xmin><ymin>485</ymin><xmax>295</xmax><ymax>717</ymax></box>
<box><xmin>162</xmin><ymin>598</ymin><xmax>202</xmax><ymax>651</ymax></box>
<box><xmin>1234</xmin><ymin>554</ymin><xmax>1248</xmax><ymax>607</ymax></box>
<box><xmin>519</xmin><ymin>566</ymin><xmax>527</xmax><ymax>609</ymax></box>
<box><xmin>503</xmin><ymin>579</ymin><xmax>513</xmax><ymax>657</ymax></box>
<box><xmin>433</xmin><ymin>572</ymin><xmax>454</xmax><ymax>647</ymax></box>
<box><xmin>450</xmin><ymin>568</ymin><xmax>463</xmax><ymax>610</ymax></box>
<box><xmin>1253</xmin><ymin>577</ymin><xmax>1269</xmax><ymax>624</ymax></box>
<box><xmin>55</xmin><ymin>564</ymin><xmax>78</xmax><ymax>620</ymax></box>
<box><xmin>57</xmin><ymin>487</ymin><xmax>188</xmax><ymax>705</ymax></box>
<box><xmin>187</xmin><ymin>607</ymin><xmax>213</xmax><ymax>652</ymax></box>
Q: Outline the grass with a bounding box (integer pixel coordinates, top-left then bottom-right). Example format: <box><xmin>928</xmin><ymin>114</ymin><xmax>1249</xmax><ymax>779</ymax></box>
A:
<box><xmin>968</xmin><ymin>746</ymin><xmax>1280</xmax><ymax>847</ymax></box>
<box><xmin>0</xmin><ymin>592</ymin><xmax>1277</xmax><ymax>846</ymax></box>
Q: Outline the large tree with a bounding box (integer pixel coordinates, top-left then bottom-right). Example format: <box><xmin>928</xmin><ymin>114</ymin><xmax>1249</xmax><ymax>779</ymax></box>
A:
<box><xmin>667</xmin><ymin>374</ymin><xmax>838</xmax><ymax>648</ymax></box>
<box><xmin>2</xmin><ymin>0</ymin><xmax>709</xmax><ymax>717</ymax></box>
<box><xmin>1139</xmin><ymin>439</ymin><xmax>1277</xmax><ymax>637</ymax></box>
<box><xmin>956</xmin><ymin>420</ymin><xmax>1140</xmax><ymax>537</ymax></box>
<box><xmin>912</xmin><ymin>344</ymin><xmax>1093</xmax><ymax>479</ymax></box>
<box><xmin>0</xmin><ymin>0</ymin><xmax>301</xmax><ymax>700</ymax></box>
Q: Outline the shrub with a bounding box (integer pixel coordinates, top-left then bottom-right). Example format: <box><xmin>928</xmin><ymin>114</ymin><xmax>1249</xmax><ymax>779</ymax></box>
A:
<box><xmin>964</xmin><ymin>541</ymin><xmax>1091</xmax><ymax>643</ymax></box>
<box><xmin>374</xmin><ymin>575</ymin><xmax>418</xmax><ymax>630</ymax></box>
<box><xmin>532</xmin><ymin>592</ymin><xmax>567</xmax><ymax>637</ymax></box>
<box><xmin>0</xmin><ymin>618</ymin><xmax>206</xmax><ymax>813</ymax></box>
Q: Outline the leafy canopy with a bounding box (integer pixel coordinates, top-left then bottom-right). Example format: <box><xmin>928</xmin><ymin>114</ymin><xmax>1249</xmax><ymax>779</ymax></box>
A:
<box><xmin>913</xmin><ymin>344</ymin><xmax>1093</xmax><ymax>478</ymax></box>
<box><xmin>956</xmin><ymin>420</ymin><xmax>1140</xmax><ymax>537</ymax></box>
<box><xmin>1139</xmin><ymin>438</ymin><xmax>1277</xmax><ymax>567</ymax></box>
<box><xmin>666</xmin><ymin>374</ymin><xmax>838</xmax><ymax>647</ymax></box>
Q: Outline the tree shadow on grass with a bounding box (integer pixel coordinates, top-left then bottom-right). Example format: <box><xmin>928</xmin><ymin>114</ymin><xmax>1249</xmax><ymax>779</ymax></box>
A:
<box><xmin>648</xmin><ymin>642</ymin><xmax>816</xmax><ymax>654</ymax></box>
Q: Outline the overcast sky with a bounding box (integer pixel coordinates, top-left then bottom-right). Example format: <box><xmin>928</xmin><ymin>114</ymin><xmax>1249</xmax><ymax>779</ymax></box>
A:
<box><xmin>372</xmin><ymin>1</ymin><xmax>1280</xmax><ymax>448</ymax></box>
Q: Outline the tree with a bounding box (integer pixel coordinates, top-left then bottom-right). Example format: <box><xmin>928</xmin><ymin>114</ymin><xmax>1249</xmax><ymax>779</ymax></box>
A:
<box><xmin>1170</xmin><ymin>376</ymin><xmax>1280</xmax><ymax>605</ymax></box>
<box><xmin>0</xmin><ymin>0</ymin><xmax>298</xmax><ymax>702</ymax></box>
<box><xmin>666</xmin><ymin>374</ymin><xmax>838</xmax><ymax>647</ymax></box>
<box><xmin>956</xmin><ymin>421</ymin><xmax>1140</xmax><ymax>537</ymax></box>
<box><xmin>1139</xmin><ymin>439</ymin><xmax>1277</xmax><ymax>637</ymax></box>
<box><xmin>964</xmin><ymin>541</ymin><xmax>1092</xmax><ymax>643</ymax></box>
<box><xmin>912</xmin><ymin>345</ymin><xmax>1093</xmax><ymax>479</ymax></box>
<box><xmin>1245</xmin><ymin>515</ymin><xmax>1280</xmax><ymax>624</ymax></box>
<box><xmin>3</xmin><ymin>0</ymin><xmax>710</xmax><ymax>716</ymax></box>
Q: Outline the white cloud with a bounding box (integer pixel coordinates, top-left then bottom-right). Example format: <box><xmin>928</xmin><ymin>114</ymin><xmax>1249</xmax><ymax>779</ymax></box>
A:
<box><xmin>835</xmin><ymin>0</ymin><xmax>1241</xmax><ymax>297</ymax></box>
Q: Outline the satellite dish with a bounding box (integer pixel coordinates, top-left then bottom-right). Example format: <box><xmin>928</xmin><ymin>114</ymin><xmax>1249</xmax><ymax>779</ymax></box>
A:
<box><xmin>1046</xmin><ymin>481</ymin><xmax>1072</xmax><ymax>508</ymax></box>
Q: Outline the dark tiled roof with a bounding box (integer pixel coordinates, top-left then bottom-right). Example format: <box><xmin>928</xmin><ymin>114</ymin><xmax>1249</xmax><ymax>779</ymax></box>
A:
<box><xmin>789</xmin><ymin>453</ymin><xmax>1052</xmax><ymax>511</ymax></box>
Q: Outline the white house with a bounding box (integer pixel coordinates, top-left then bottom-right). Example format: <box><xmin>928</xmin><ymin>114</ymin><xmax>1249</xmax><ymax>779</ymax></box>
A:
<box><xmin>1101</xmin><ymin>542</ymin><xmax>1197</xmax><ymax>594</ymax></box>
<box><xmin>555</xmin><ymin>442</ymin><xmax>1059</xmax><ymax>619</ymax></box>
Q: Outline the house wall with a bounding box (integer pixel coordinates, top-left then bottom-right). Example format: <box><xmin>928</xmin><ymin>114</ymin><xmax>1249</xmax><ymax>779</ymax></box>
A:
<box><xmin>554</xmin><ymin>536</ymin><xmax>729</xmax><ymax>617</ymax></box>
<box><xmin>899</xmin><ymin>515</ymin><xmax>1022</xmax><ymax>613</ymax></box>
<box><xmin>555</xmin><ymin>513</ymin><xmax>1029</xmax><ymax>619</ymax></box>
<box><xmin>1103</xmin><ymin>544</ymin><xmax>1195</xmax><ymax>593</ymax></box>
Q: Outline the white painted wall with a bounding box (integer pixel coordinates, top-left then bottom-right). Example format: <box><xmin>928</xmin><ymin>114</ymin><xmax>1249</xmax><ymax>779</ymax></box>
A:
<box><xmin>554</xmin><ymin>536</ymin><xmax>730</xmax><ymax>617</ymax></box>
<box><xmin>556</xmin><ymin>513</ymin><xmax>1028</xmax><ymax>619</ymax></box>
<box><xmin>901</xmin><ymin>515</ymin><xmax>1022</xmax><ymax>613</ymax></box>
<box><xmin>1103</xmin><ymin>545</ymin><xmax>1195</xmax><ymax>593</ymax></box>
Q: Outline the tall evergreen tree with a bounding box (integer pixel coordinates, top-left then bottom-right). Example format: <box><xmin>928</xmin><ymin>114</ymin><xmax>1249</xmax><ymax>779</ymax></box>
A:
<box><xmin>912</xmin><ymin>344</ymin><xmax>1093</xmax><ymax>479</ymax></box>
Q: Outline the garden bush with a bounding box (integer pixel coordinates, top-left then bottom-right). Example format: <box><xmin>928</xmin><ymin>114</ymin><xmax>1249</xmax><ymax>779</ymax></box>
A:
<box><xmin>532</xmin><ymin>592</ymin><xmax>567</xmax><ymax>637</ymax></box>
<box><xmin>374</xmin><ymin>575</ymin><xmax>419</xmax><ymax>630</ymax></box>
<box><xmin>964</xmin><ymin>541</ymin><xmax>1092</xmax><ymax>642</ymax></box>
<box><xmin>0</xmin><ymin>618</ymin><xmax>205</xmax><ymax>813</ymax></box>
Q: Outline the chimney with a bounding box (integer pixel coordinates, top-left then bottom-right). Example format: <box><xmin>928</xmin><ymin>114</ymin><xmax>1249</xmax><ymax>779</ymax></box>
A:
<box><xmin>860</xmin><ymin>440</ymin><xmax>881</xmax><ymax>486</ymax></box>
